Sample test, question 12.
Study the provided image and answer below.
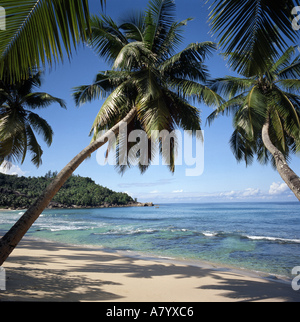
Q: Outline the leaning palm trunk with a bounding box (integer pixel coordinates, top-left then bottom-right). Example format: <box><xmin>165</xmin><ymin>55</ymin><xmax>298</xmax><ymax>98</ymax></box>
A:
<box><xmin>262</xmin><ymin>117</ymin><xmax>300</xmax><ymax>202</ymax></box>
<box><xmin>0</xmin><ymin>107</ymin><xmax>137</xmax><ymax>266</ymax></box>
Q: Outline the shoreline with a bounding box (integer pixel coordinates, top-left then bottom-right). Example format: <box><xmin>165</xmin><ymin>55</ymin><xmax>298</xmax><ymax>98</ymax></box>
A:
<box><xmin>1</xmin><ymin>237</ymin><xmax>299</xmax><ymax>302</ymax></box>
<box><xmin>0</xmin><ymin>207</ymin><xmax>296</xmax><ymax>283</ymax></box>
<box><xmin>0</xmin><ymin>202</ymin><xmax>154</xmax><ymax>211</ymax></box>
<box><xmin>1</xmin><ymin>232</ymin><xmax>293</xmax><ymax>283</ymax></box>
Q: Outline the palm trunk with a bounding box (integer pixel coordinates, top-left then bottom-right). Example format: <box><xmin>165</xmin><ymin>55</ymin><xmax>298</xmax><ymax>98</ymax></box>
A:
<box><xmin>262</xmin><ymin>117</ymin><xmax>300</xmax><ymax>202</ymax></box>
<box><xmin>0</xmin><ymin>107</ymin><xmax>137</xmax><ymax>266</ymax></box>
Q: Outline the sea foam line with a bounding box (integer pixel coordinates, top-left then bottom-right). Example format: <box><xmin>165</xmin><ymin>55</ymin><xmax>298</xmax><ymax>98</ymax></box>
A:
<box><xmin>245</xmin><ymin>235</ymin><xmax>300</xmax><ymax>244</ymax></box>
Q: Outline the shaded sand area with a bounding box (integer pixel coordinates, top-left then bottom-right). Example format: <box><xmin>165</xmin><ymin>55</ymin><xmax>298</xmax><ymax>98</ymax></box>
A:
<box><xmin>0</xmin><ymin>238</ymin><xmax>299</xmax><ymax>302</ymax></box>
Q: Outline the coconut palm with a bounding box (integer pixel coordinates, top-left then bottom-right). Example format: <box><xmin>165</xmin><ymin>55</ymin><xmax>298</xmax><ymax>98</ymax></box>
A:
<box><xmin>0</xmin><ymin>0</ymin><xmax>106</xmax><ymax>83</ymax></box>
<box><xmin>0</xmin><ymin>0</ymin><xmax>220</xmax><ymax>265</ymax></box>
<box><xmin>207</xmin><ymin>46</ymin><xmax>300</xmax><ymax>201</ymax></box>
<box><xmin>208</xmin><ymin>0</ymin><xmax>299</xmax><ymax>75</ymax></box>
<box><xmin>0</xmin><ymin>71</ymin><xmax>66</xmax><ymax>168</ymax></box>
<box><xmin>73</xmin><ymin>1</ymin><xmax>220</xmax><ymax>173</ymax></box>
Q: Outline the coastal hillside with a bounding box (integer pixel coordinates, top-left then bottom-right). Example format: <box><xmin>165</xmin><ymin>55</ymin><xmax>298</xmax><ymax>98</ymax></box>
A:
<box><xmin>0</xmin><ymin>171</ymin><xmax>136</xmax><ymax>209</ymax></box>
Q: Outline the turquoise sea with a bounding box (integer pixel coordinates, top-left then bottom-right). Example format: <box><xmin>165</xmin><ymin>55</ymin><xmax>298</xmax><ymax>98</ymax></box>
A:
<box><xmin>1</xmin><ymin>202</ymin><xmax>300</xmax><ymax>279</ymax></box>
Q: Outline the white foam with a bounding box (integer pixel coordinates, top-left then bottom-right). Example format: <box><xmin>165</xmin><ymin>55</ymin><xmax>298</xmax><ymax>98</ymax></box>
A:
<box><xmin>203</xmin><ymin>232</ymin><xmax>217</xmax><ymax>237</ymax></box>
<box><xmin>246</xmin><ymin>235</ymin><xmax>300</xmax><ymax>243</ymax></box>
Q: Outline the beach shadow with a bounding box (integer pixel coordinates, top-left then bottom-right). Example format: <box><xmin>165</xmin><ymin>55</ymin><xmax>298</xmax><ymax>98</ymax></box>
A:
<box><xmin>2</xmin><ymin>266</ymin><xmax>123</xmax><ymax>302</ymax></box>
<box><xmin>2</xmin><ymin>239</ymin><xmax>300</xmax><ymax>302</ymax></box>
<box><xmin>196</xmin><ymin>271</ymin><xmax>300</xmax><ymax>302</ymax></box>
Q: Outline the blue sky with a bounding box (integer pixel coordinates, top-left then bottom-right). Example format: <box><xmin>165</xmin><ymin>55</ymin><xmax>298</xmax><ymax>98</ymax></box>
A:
<box><xmin>1</xmin><ymin>0</ymin><xmax>299</xmax><ymax>203</ymax></box>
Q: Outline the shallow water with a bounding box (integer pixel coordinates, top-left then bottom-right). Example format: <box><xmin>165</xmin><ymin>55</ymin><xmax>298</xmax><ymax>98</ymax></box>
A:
<box><xmin>1</xmin><ymin>202</ymin><xmax>299</xmax><ymax>278</ymax></box>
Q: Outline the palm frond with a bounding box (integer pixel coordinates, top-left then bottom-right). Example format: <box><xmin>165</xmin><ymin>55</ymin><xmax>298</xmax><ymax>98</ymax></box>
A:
<box><xmin>23</xmin><ymin>92</ymin><xmax>66</xmax><ymax>109</ymax></box>
<box><xmin>164</xmin><ymin>89</ymin><xmax>201</xmax><ymax>135</ymax></box>
<box><xmin>209</xmin><ymin>0</ymin><xmax>299</xmax><ymax>75</ymax></box>
<box><xmin>25</xmin><ymin>124</ymin><xmax>43</xmax><ymax>167</ymax></box>
<box><xmin>273</xmin><ymin>89</ymin><xmax>300</xmax><ymax>139</ymax></box>
<box><xmin>89</xmin><ymin>14</ymin><xmax>128</xmax><ymax>64</ymax></box>
<box><xmin>161</xmin><ymin>42</ymin><xmax>216</xmax><ymax>76</ymax></box>
<box><xmin>209</xmin><ymin>76</ymin><xmax>256</xmax><ymax>99</ymax></box>
<box><xmin>170</xmin><ymin>78</ymin><xmax>223</xmax><ymax>107</ymax></box>
<box><xmin>276</xmin><ymin>79</ymin><xmax>300</xmax><ymax>93</ymax></box>
<box><xmin>276</xmin><ymin>52</ymin><xmax>300</xmax><ymax>80</ymax></box>
<box><xmin>156</xmin><ymin>18</ymin><xmax>193</xmax><ymax>61</ymax></box>
<box><xmin>0</xmin><ymin>0</ymin><xmax>92</xmax><ymax>82</ymax></box>
<box><xmin>138</xmin><ymin>93</ymin><xmax>171</xmax><ymax>135</ymax></box>
<box><xmin>229</xmin><ymin>127</ymin><xmax>255</xmax><ymax>166</ymax></box>
<box><xmin>0</xmin><ymin>131</ymin><xmax>27</xmax><ymax>165</ymax></box>
<box><xmin>144</xmin><ymin>0</ymin><xmax>176</xmax><ymax>51</ymax></box>
<box><xmin>27</xmin><ymin>112</ymin><xmax>53</xmax><ymax>147</ymax></box>
<box><xmin>269</xmin><ymin>46</ymin><xmax>298</xmax><ymax>75</ymax></box>
<box><xmin>269</xmin><ymin>108</ymin><xmax>286</xmax><ymax>152</ymax></box>
<box><xmin>112</xmin><ymin>41</ymin><xmax>156</xmax><ymax>71</ymax></box>
<box><xmin>119</xmin><ymin>11</ymin><xmax>146</xmax><ymax>42</ymax></box>
<box><xmin>90</xmin><ymin>81</ymin><xmax>133</xmax><ymax>137</ymax></box>
<box><xmin>233</xmin><ymin>86</ymin><xmax>267</xmax><ymax>138</ymax></box>
<box><xmin>206</xmin><ymin>93</ymin><xmax>246</xmax><ymax>126</ymax></box>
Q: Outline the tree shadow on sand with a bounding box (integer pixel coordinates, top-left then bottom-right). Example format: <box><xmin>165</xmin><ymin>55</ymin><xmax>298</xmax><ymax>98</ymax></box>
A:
<box><xmin>2</xmin><ymin>267</ymin><xmax>123</xmax><ymax>302</ymax></box>
<box><xmin>1</xmin><ymin>240</ymin><xmax>300</xmax><ymax>302</ymax></box>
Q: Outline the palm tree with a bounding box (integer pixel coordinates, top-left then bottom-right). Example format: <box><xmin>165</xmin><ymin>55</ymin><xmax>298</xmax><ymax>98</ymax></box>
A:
<box><xmin>208</xmin><ymin>0</ymin><xmax>299</xmax><ymax>75</ymax></box>
<box><xmin>207</xmin><ymin>46</ymin><xmax>300</xmax><ymax>201</ymax></box>
<box><xmin>0</xmin><ymin>0</ymin><xmax>105</xmax><ymax>83</ymax></box>
<box><xmin>73</xmin><ymin>1</ymin><xmax>220</xmax><ymax>173</ymax></box>
<box><xmin>0</xmin><ymin>71</ymin><xmax>66</xmax><ymax>168</ymax></box>
<box><xmin>0</xmin><ymin>0</ymin><xmax>220</xmax><ymax>265</ymax></box>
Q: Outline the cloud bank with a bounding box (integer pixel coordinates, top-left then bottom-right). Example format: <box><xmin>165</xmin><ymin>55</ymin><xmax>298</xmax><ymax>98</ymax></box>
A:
<box><xmin>131</xmin><ymin>182</ymin><xmax>296</xmax><ymax>203</ymax></box>
<box><xmin>0</xmin><ymin>162</ymin><xmax>27</xmax><ymax>176</ymax></box>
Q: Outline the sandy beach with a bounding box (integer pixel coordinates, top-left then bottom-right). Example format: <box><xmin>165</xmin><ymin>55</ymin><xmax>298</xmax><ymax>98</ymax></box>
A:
<box><xmin>0</xmin><ymin>237</ymin><xmax>299</xmax><ymax>302</ymax></box>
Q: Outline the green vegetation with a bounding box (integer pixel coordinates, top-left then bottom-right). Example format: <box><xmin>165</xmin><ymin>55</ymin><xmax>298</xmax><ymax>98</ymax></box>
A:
<box><xmin>73</xmin><ymin>0</ymin><xmax>220</xmax><ymax>174</ymax></box>
<box><xmin>0</xmin><ymin>0</ymin><xmax>92</xmax><ymax>83</ymax></box>
<box><xmin>0</xmin><ymin>171</ymin><xmax>134</xmax><ymax>209</ymax></box>
<box><xmin>0</xmin><ymin>71</ymin><xmax>66</xmax><ymax>167</ymax></box>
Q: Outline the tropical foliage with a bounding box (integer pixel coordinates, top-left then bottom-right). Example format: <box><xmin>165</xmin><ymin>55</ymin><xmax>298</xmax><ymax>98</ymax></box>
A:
<box><xmin>208</xmin><ymin>0</ymin><xmax>299</xmax><ymax>75</ymax></box>
<box><xmin>73</xmin><ymin>0</ymin><xmax>221</xmax><ymax>174</ymax></box>
<box><xmin>0</xmin><ymin>71</ymin><xmax>66</xmax><ymax>167</ymax></box>
<box><xmin>207</xmin><ymin>46</ymin><xmax>300</xmax><ymax>198</ymax></box>
<box><xmin>0</xmin><ymin>0</ymin><xmax>94</xmax><ymax>83</ymax></box>
<box><xmin>0</xmin><ymin>171</ymin><xmax>133</xmax><ymax>209</ymax></box>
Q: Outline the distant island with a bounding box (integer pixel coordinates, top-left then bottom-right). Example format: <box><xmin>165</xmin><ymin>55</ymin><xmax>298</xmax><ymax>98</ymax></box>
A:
<box><xmin>0</xmin><ymin>171</ymin><xmax>153</xmax><ymax>210</ymax></box>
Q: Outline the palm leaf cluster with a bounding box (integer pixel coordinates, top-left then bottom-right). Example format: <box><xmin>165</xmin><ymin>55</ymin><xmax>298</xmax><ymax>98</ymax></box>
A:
<box><xmin>207</xmin><ymin>46</ymin><xmax>300</xmax><ymax>168</ymax></box>
<box><xmin>73</xmin><ymin>0</ymin><xmax>220</xmax><ymax>174</ymax></box>
<box><xmin>208</xmin><ymin>0</ymin><xmax>299</xmax><ymax>76</ymax></box>
<box><xmin>0</xmin><ymin>0</ymin><xmax>92</xmax><ymax>83</ymax></box>
<box><xmin>0</xmin><ymin>71</ymin><xmax>66</xmax><ymax>167</ymax></box>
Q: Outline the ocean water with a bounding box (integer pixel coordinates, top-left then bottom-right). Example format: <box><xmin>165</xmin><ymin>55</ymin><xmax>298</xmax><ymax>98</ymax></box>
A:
<box><xmin>1</xmin><ymin>202</ymin><xmax>300</xmax><ymax>279</ymax></box>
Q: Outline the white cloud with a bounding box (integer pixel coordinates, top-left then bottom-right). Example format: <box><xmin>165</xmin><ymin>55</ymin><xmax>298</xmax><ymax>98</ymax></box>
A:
<box><xmin>269</xmin><ymin>182</ymin><xmax>289</xmax><ymax>195</ymax></box>
<box><xmin>0</xmin><ymin>162</ymin><xmax>27</xmax><ymax>176</ymax></box>
<box><xmin>242</xmin><ymin>188</ymin><xmax>260</xmax><ymax>197</ymax></box>
<box><xmin>131</xmin><ymin>183</ymin><xmax>296</xmax><ymax>203</ymax></box>
<box><xmin>220</xmin><ymin>190</ymin><xmax>236</xmax><ymax>197</ymax></box>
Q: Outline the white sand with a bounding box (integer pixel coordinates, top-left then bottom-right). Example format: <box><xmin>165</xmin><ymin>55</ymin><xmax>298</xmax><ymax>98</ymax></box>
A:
<box><xmin>0</xmin><ymin>238</ymin><xmax>299</xmax><ymax>302</ymax></box>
